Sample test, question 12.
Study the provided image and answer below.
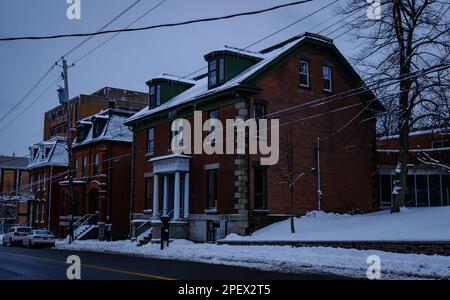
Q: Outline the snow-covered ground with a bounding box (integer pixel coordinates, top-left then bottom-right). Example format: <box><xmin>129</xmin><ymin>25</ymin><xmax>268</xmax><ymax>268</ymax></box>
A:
<box><xmin>225</xmin><ymin>207</ymin><xmax>450</xmax><ymax>242</ymax></box>
<box><xmin>55</xmin><ymin>239</ymin><xmax>450</xmax><ymax>280</ymax></box>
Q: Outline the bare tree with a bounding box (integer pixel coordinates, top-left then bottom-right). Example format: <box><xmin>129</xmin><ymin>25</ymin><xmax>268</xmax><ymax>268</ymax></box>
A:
<box><xmin>277</xmin><ymin>125</ymin><xmax>316</xmax><ymax>233</ymax></box>
<box><xmin>338</xmin><ymin>0</ymin><xmax>450</xmax><ymax>213</ymax></box>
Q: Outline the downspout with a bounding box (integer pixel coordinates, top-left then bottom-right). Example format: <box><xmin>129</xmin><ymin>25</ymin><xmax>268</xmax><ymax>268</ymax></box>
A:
<box><xmin>47</xmin><ymin>165</ymin><xmax>53</xmax><ymax>230</ymax></box>
<box><xmin>129</xmin><ymin>131</ymin><xmax>136</xmax><ymax>237</ymax></box>
<box><xmin>107</xmin><ymin>144</ymin><xmax>112</xmax><ymax>223</ymax></box>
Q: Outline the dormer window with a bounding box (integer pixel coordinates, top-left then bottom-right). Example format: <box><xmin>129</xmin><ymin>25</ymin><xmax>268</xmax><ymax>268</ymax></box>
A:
<box><xmin>93</xmin><ymin>120</ymin><xmax>106</xmax><ymax>138</ymax></box>
<box><xmin>45</xmin><ymin>147</ymin><xmax>51</xmax><ymax>158</ymax></box>
<box><xmin>208</xmin><ymin>58</ymin><xmax>225</xmax><ymax>88</ymax></box>
<box><xmin>77</xmin><ymin>127</ymin><xmax>85</xmax><ymax>141</ymax></box>
<box><xmin>149</xmin><ymin>84</ymin><xmax>161</xmax><ymax>107</ymax></box>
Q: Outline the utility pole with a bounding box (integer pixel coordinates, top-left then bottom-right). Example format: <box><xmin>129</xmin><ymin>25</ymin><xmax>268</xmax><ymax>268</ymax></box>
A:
<box><xmin>57</xmin><ymin>57</ymin><xmax>74</xmax><ymax>244</ymax></box>
<box><xmin>316</xmin><ymin>137</ymin><xmax>322</xmax><ymax>211</ymax></box>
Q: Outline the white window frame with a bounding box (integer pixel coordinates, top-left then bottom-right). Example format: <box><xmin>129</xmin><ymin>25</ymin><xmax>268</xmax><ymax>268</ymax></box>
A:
<box><xmin>299</xmin><ymin>60</ymin><xmax>310</xmax><ymax>87</ymax></box>
<box><xmin>323</xmin><ymin>65</ymin><xmax>333</xmax><ymax>92</ymax></box>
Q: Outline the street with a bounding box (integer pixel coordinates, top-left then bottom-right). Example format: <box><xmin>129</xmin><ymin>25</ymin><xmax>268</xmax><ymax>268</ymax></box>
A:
<box><xmin>0</xmin><ymin>245</ymin><xmax>346</xmax><ymax>280</ymax></box>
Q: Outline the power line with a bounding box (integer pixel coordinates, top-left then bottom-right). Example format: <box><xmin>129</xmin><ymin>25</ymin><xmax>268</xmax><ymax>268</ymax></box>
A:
<box><xmin>182</xmin><ymin>0</ymin><xmax>337</xmax><ymax>79</ymax></box>
<box><xmin>0</xmin><ymin>66</ymin><xmax>55</xmax><ymax>124</ymax></box>
<box><xmin>0</xmin><ymin>76</ymin><xmax>62</xmax><ymax>134</ymax></box>
<box><xmin>0</xmin><ymin>1</ymin><xmax>315</xmax><ymax>41</ymax></box>
<box><xmin>62</xmin><ymin>0</ymin><xmax>142</xmax><ymax>58</ymax></box>
<box><xmin>244</xmin><ymin>0</ymin><xmax>337</xmax><ymax>49</ymax></box>
<box><xmin>73</xmin><ymin>0</ymin><xmax>167</xmax><ymax>64</ymax></box>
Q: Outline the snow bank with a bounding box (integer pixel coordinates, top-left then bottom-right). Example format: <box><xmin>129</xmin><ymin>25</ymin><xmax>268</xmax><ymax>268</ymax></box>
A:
<box><xmin>225</xmin><ymin>207</ymin><xmax>450</xmax><ymax>242</ymax></box>
<box><xmin>0</xmin><ymin>234</ymin><xmax>3</xmax><ymax>245</ymax></box>
<box><xmin>55</xmin><ymin>239</ymin><xmax>450</xmax><ymax>280</ymax></box>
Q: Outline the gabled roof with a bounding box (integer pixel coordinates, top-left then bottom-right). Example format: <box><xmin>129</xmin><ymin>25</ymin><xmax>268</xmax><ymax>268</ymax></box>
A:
<box><xmin>73</xmin><ymin>109</ymin><xmax>134</xmax><ymax>148</ymax></box>
<box><xmin>125</xmin><ymin>32</ymin><xmax>380</xmax><ymax>125</ymax></box>
<box><xmin>27</xmin><ymin>137</ymin><xmax>68</xmax><ymax>170</ymax></box>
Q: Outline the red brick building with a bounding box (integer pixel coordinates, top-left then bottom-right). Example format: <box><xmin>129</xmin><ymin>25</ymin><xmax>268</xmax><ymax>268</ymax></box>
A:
<box><xmin>21</xmin><ymin>87</ymin><xmax>147</xmax><ymax>238</ymax></box>
<box><xmin>377</xmin><ymin>129</ymin><xmax>450</xmax><ymax>208</ymax></box>
<box><xmin>59</xmin><ymin>109</ymin><xmax>135</xmax><ymax>240</ymax></box>
<box><xmin>125</xmin><ymin>33</ymin><xmax>382</xmax><ymax>242</ymax></box>
<box><xmin>26</xmin><ymin>138</ymin><xmax>68</xmax><ymax>236</ymax></box>
<box><xmin>43</xmin><ymin>87</ymin><xmax>148</xmax><ymax>141</ymax></box>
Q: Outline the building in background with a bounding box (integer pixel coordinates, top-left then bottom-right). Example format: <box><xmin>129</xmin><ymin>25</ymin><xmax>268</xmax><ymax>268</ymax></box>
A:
<box><xmin>59</xmin><ymin>109</ymin><xmax>136</xmax><ymax>240</ymax></box>
<box><xmin>25</xmin><ymin>137</ymin><xmax>68</xmax><ymax>235</ymax></box>
<box><xmin>43</xmin><ymin>87</ymin><xmax>148</xmax><ymax>140</ymax></box>
<box><xmin>0</xmin><ymin>155</ymin><xmax>30</xmax><ymax>232</ymax></box>
<box><xmin>377</xmin><ymin>128</ymin><xmax>450</xmax><ymax>208</ymax></box>
<box><xmin>125</xmin><ymin>33</ymin><xmax>382</xmax><ymax>243</ymax></box>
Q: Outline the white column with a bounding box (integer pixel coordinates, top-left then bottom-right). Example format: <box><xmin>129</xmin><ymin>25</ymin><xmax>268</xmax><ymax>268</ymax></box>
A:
<box><xmin>183</xmin><ymin>173</ymin><xmax>189</xmax><ymax>219</ymax></box>
<box><xmin>163</xmin><ymin>175</ymin><xmax>169</xmax><ymax>216</ymax></box>
<box><xmin>152</xmin><ymin>174</ymin><xmax>159</xmax><ymax>218</ymax></box>
<box><xmin>174</xmin><ymin>172</ymin><xmax>181</xmax><ymax>220</ymax></box>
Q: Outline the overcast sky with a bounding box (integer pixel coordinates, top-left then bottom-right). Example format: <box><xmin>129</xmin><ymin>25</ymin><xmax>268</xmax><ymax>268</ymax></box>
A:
<box><xmin>0</xmin><ymin>0</ymin><xmax>358</xmax><ymax>157</ymax></box>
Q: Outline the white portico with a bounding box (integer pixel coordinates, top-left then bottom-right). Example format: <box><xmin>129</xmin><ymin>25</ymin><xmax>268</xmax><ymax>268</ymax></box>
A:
<box><xmin>149</xmin><ymin>154</ymin><xmax>191</xmax><ymax>220</ymax></box>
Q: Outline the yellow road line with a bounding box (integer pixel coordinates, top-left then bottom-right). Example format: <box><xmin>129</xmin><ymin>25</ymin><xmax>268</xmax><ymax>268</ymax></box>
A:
<box><xmin>0</xmin><ymin>250</ymin><xmax>176</xmax><ymax>280</ymax></box>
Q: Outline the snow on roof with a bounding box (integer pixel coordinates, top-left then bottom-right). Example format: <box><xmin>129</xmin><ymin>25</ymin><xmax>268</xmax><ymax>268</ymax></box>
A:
<box><xmin>27</xmin><ymin>138</ymin><xmax>68</xmax><ymax>169</ymax></box>
<box><xmin>126</xmin><ymin>37</ymin><xmax>304</xmax><ymax>124</ymax></box>
<box><xmin>150</xmin><ymin>74</ymin><xmax>196</xmax><ymax>85</ymax></box>
<box><xmin>378</xmin><ymin>128</ymin><xmax>450</xmax><ymax>141</ymax></box>
<box><xmin>73</xmin><ymin>110</ymin><xmax>133</xmax><ymax>147</ymax></box>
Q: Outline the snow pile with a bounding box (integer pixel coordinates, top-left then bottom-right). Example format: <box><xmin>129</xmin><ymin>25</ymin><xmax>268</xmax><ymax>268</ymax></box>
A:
<box><xmin>0</xmin><ymin>234</ymin><xmax>3</xmax><ymax>245</ymax></box>
<box><xmin>225</xmin><ymin>207</ymin><xmax>450</xmax><ymax>242</ymax></box>
<box><xmin>55</xmin><ymin>239</ymin><xmax>450</xmax><ymax>279</ymax></box>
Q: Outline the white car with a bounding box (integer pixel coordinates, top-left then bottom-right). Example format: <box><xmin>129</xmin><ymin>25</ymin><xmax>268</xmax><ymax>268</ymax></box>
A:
<box><xmin>2</xmin><ymin>226</ymin><xmax>32</xmax><ymax>246</ymax></box>
<box><xmin>22</xmin><ymin>229</ymin><xmax>56</xmax><ymax>248</ymax></box>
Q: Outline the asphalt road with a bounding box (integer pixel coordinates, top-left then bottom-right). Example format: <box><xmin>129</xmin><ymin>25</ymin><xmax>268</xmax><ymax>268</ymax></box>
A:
<box><xmin>0</xmin><ymin>245</ymin><xmax>347</xmax><ymax>280</ymax></box>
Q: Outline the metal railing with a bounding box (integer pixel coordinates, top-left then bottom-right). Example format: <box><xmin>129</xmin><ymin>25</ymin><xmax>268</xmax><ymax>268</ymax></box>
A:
<box><xmin>135</xmin><ymin>209</ymin><xmax>175</xmax><ymax>239</ymax></box>
<box><xmin>73</xmin><ymin>213</ymin><xmax>97</xmax><ymax>240</ymax></box>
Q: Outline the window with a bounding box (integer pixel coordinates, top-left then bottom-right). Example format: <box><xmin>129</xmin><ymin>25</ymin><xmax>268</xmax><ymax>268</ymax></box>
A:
<box><xmin>93</xmin><ymin>153</ymin><xmax>100</xmax><ymax>175</ymax></box>
<box><xmin>93</xmin><ymin>121</ymin><xmax>106</xmax><ymax>138</ymax></box>
<box><xmin>73</xmin><ymin>159</ymin><xmax>78</xmax><ymax>178</ymax></box>
<box><xmin>432</xmin><ymin>140</ymin><xmax>450</xmax><ymax>149</ymax></box>
<box><xmin>43</xmin><ymin>173</ymin><xmax>46</xmax><ymax>191</ymax></box>
<box><xmin>149</xmin><ymin>84</ymin><xmax>161</xmax><ymax>107</ymax></box>
<box><xmin>72</xmin><ymin>191</ymin><xmax>79</xmax><ymax>215</ymax></box>
<box><xmin>41</xmin><ymin>202</ymin><xmax>45</xmax><ymax>222</ymax></box>
<box><xmin>207</xmin><ymin>169</ymin><xmax>218</xmax><ymax>209</ymax></box>
<box><xmin>416</xmin><ymin>175</ymin><xmax>428</xmax><ymax>207</ymax></box>
<box><xmin>379</xmin><ymin>174</ymin><xmax>392</xmax><ymax>205</ymax></box>
<box><xmin>147</xmin><ymin>128</ymin><xmax>155</xmax><ymax>155</ymax></box>
<box><xmin>323</xmin><ymin>65</ymin><xmax>333</xmax><ymax>91</ymax></box>
<box><xmin>37</xmin><ymin>174</ymin><xmax>41</xmax><ymax>191</ymax></box>
<box><xmin>219</xmin><ymin>58</ymin><xmax>225</xmax><ymax>82</ymax></box>
<box><xmin>208</xmin><ymin>110</ymin><xmax>219</xmax><ymax>145</ymax></box>
<box><xmin>254</xmin><ymin>103</ymin><xmax>267</xmax><ymax>137</ymax></box>
<box><xmin>209</xmin><ymin>60</ymin><xmax>217</xmax><ymax>87</ymax></box>
<box><xmin>170</xmin><ymin>120</ymin><xmax>184</xmax><ymax>150</ymax></box>
<box><xmin>299</xmin><ymin>60</ymin><xmax>309</xmax><ymax>87</ymax></box>
<box><xmin>81</xmin><ymin>156</ymin><xmax>87</xmax><ymax>177</ymax></box>
<box><xmin>254</xmin><ymin>167</ymin><xmax>267</xmax><ymax>209</ymax></box>
<box><xmin>144</xmin><ymin>177</ymin><xmax>152</xmax><ymax>210</ymax></box>
<box><xmin>208</xmin><ymin>58</ymin><xmax>225</xmax><ymax>88</ymax></box>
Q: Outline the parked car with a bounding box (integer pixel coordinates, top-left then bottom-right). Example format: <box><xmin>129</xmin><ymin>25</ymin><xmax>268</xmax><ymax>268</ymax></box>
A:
<box><xmin>22</xmin><ymin>229</ymin><xmax>56</xmax><ymax>248</ymax></box>
<box><xmin>2</xmin><ymin>226</ymin><xmax>32</xmax><ymax>246</ymax></box>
